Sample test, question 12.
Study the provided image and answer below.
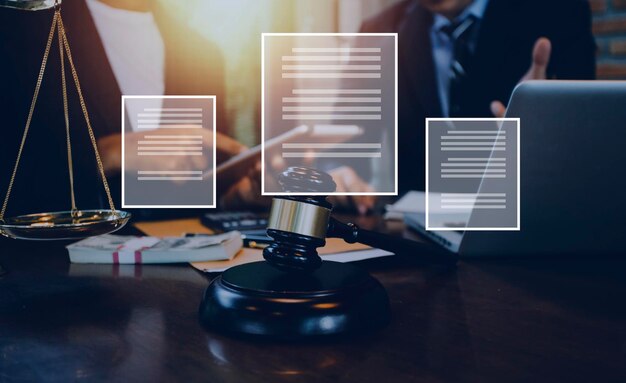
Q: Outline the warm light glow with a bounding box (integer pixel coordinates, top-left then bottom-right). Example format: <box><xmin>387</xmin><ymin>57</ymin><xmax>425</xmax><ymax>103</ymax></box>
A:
<box><xmin>313</xmin><ymin>302</ymin><xmax>339</xmax><ymax>309</ymax></box>
<box><xmin>153</xmin><ymin>0</ymin><xmax>387</xmax><ymax>145</ymax></box>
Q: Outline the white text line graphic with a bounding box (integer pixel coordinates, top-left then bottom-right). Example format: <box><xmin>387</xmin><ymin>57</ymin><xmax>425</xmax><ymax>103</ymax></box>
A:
<box><xmin>282</xmin><ymin>152</ymin><xmax>382</xmax><ymax>158</ymax></box>
<box><xmin>263</xmin><ymin>33</ymin><xmax>397</xmax><ymax>195</ymax></box>
<box><xmin>440</xmin><ymin>193</ymin><xmax>507</xmax><ymax>209</ymax></box>
<box><xmin>292</xmin><ymin>89</ymin><xmax>381</xmax><ymax>94</ymax></box>
<box><xmin>426</xmin><ymin>119</ymin><xmax>519</xmax><ymax>230</ymax></box>
<box><xmin>282</xmin><ymin>143</ymin><xmax>382</xmax><ymax>149</ymax></box>
<box><xmin>291</xmin><ymin>47</ymin><xmax>381</xmax><ymax>53</ymax></box>
<box><xmin>282</xmin><ymin>56</ymin><xmax>381</xmax><ymax>61</ymax></box>
<box><xmin>282</xmin><ymin>97</ymin><xmax>381</xmax><ymax>103</ymax></box>
<box><xmin>122</xmin><ymin>96</ymin><xmax>216</xmax><ymax>208</ymax></box>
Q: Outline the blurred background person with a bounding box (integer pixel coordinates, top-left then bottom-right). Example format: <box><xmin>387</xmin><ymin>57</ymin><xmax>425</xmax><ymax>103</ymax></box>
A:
<box><xmin>0</xmin><ymin>0</ymin><xmax>258</xmax><ymax>217</ymax></box>
<box><xmin>343</xmin><ymin>0</ymin><xmax>597</xmax><ymax>211</ymax></box>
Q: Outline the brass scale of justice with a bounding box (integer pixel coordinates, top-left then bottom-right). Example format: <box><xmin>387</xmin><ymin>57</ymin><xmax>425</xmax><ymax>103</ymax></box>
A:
<box><xmin>0</xmin><ymin>1</ymin><xmax>131</xmax><ymax>240</ymax></box>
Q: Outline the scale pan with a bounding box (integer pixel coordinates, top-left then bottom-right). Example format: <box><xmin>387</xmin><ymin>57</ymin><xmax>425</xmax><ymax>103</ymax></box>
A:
<box><xmin>0</xmin><ymin>210</ymin><xmax>131</xmax><ymax>240</ymax></box>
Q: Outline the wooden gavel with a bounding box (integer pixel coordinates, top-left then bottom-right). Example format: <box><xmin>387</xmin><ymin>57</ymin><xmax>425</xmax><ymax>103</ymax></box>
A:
<box><xmin>263</xmin><ymin>167</ymin><xmax>457</xmax><ymax>272</ymax></box>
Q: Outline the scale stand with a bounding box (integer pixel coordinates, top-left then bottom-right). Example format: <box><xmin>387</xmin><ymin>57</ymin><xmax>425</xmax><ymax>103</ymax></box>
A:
<box><xmin>0</xmin><ymin>1</ymin><xmax>130</xmax><ymax>241</ymax></box>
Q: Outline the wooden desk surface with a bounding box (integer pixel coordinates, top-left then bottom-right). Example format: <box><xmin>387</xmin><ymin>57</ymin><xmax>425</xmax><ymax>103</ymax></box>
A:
<box><xmin>1</xmin><ymin>216</ymin><xmax>625</xmax><ymax>382</ymax></box>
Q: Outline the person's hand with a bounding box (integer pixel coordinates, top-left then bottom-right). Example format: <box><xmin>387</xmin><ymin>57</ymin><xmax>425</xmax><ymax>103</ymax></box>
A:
<box><xmin>220</xmin><ymin>160</ymin><xmax>271</xmax><ymax>209</ymax></box>
<box><xmin>98</xmin><ymin>126</ymin><xmax>246</xmax><ymax>179</ymax></box>
<box><xmin>490</xmin><ymin>37</ymin><xmax>552</xmax><ymax>117</ymax></box>
<box><xmin>328</xmin><ymin>166</ymin><xmax>376</xmax><ymax>215</ymax></box>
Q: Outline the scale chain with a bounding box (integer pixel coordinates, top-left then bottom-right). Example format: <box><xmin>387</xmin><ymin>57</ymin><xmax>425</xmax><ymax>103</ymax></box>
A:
<box><xmin>57</xmin><ymin>13</ymin><xmax>77</xmax><ymax>215</ymax></box>
<box><xmin>0</xmin><ymin>7</ymin><xmax>117</xmax><ymax>221</ymax></box>
<box><xmin>0</xmin><ymin>11</ymin><xmax>59</xmax><ymax>220</ymax></box>
<box><xmin>58</xmin><ymin>14</ymin><xmax>116</xmax><ymax>213</ymax></box>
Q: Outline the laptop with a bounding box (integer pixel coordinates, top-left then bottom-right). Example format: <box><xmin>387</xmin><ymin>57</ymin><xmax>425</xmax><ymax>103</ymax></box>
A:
<box><xmin>405</xmin><ymin>80</ymin><xmax>626</xmax><ymax>257</ymax></box>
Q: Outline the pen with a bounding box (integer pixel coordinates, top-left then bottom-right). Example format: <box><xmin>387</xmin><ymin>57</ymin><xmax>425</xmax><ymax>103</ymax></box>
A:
<box><xmin>241</xmin><ymin>234</ymin><xmax>273</xmax><ymax>249</ymax></box>
<box><xmin>245</xmin><ymin>241</ymin><xmax>269</xmax><ymax>250</ymax></box>
<box><xmin>184</xmin><ymin>232</ymin><xmax>273</xmax><ymax>249</ymax></box>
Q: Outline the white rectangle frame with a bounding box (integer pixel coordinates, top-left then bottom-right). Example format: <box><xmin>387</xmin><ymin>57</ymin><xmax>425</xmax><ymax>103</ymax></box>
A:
<box><xmin>261</xmin><ymin>33</ymin><xmax>398</xmax><ymax>196</ymax></box>
<box><xmin>121</xmin><ymin>95</ymin><xmax>217</xmax><ymax>209</ymax></box>
<box><xmin>425</xmin><ymin>117</ymin><xmax>521</xmax><ymax>231</ymax></box>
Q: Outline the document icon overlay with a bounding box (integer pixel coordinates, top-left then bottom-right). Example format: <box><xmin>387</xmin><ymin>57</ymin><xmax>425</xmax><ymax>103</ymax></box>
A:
<box><xmin>122</xmin><ymin>96</ymin><xmax>216</xmax><ymax>208</ymax></box>
<box><xmin>262</xmin><ymin>33</ymin><xmax>397</xmax><ymax>195</ymax></box>
<box><xmin>426</xmin><ymin>118</ymin><xmax>520</xmax><ymax>231</ymax></box>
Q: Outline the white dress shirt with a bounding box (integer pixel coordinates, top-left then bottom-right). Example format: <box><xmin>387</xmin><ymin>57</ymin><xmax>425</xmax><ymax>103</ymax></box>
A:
<box><xmin>86</xmin><ymin>0</ymin><xmax>165</xmax><ymax>131</ymax></box>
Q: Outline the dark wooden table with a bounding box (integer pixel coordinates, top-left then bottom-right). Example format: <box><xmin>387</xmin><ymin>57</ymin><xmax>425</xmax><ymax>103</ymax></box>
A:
<box><xmin>1</xmin><ymin>216</ymin><xmax>625</xmax><ymax>382</ymax></box>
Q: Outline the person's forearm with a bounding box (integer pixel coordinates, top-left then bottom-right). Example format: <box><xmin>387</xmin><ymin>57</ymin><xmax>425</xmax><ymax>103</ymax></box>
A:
<box><xmin>97</xmin><ymin>133</ymin><xmax>122</xmax><ymax>176</ymax></box>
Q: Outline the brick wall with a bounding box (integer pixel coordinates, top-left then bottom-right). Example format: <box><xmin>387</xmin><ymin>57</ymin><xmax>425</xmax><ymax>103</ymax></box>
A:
<box><xmin>592</xmin><ymin>0</ymin><xmax>626</xmax><ymax>78</ymax></box>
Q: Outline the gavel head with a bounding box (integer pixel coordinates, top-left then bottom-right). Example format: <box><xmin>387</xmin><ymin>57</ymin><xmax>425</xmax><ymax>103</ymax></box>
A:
<box><xmin>263</xmin><ymin>167</ymin><xmax>336</xmax><ymax>272</ymax></box>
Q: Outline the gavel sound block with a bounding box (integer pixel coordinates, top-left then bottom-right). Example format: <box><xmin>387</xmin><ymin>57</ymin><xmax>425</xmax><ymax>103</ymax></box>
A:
<box><xmin>199</xmin><ymin>167</ymin><xmax>455</xmax><ymax>339</ymax></box>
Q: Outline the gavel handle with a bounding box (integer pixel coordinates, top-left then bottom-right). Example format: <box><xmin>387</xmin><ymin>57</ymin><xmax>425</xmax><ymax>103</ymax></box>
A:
<box><xmin>327</xmin><ymin>217</ymin><xmax>458</xmax><ymax>266</ymax></box>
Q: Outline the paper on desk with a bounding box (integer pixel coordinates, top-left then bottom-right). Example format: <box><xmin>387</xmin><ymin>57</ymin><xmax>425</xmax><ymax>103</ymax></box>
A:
<box><xmin>134</xmin><ymin>218</ymin><xmax>393</xmax><ymax>272</ymax></box>
<box><xmin>384</xmin><ymin>190</ymin><xmax>471</xmax><ymax>220</ymax></box>
<box><xmin>384</xmin><ymin>191</ymin><xmax>425</xmax><ymax>220</ymax></box>
<box><xmin>190</xmin><ymin>238</ymin><xmax>393</xmax><ymax>273</ymax></box>
<box><xmin>134</xmin><ymin>218</ymin><xmax>214</xmax><ymax>237</ymax></box>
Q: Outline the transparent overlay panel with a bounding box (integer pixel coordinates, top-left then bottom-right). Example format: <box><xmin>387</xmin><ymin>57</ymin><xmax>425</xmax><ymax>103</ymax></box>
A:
<box><xmin>262</xmin><ymin>33</ymin><xmax>397</xmax><ymax>195</ymax></box>
<box><xmin>426</xmin><ymin>119</ymin><xmax>520</xmax><ymax>231</ymax></box>
<box><xmin>122</xmin><ymin>96</ymin><xmax>216</xmax><ymax>208</ymax></box>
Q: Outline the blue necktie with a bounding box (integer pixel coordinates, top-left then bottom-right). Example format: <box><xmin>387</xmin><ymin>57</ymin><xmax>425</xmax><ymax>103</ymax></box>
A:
<box><xmin>442</xmin><ymin>15</ymin><xmax>477</xmax><ymax>117</ymax></box>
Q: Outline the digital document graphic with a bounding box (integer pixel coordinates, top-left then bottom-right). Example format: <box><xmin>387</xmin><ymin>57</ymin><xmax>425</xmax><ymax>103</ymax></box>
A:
<box><xmin>426</xmin><ymin>118</ymin><xmax>520</xmax><ymax>231</ymax></box>
<box><xmin>262</xmin><ymin>33</ymin><xmax>398</xmax><ymax>195</ymax></box>
<box><xmin>122</xmin><ymin>96</ymin><xmax>216</xmax><ymax>208</ymax></box>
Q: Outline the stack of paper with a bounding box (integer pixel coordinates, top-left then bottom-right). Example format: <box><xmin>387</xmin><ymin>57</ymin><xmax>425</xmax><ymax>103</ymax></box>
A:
<box><xmin>66</xmin><ymin>232</ymin><xmax>242</xmax><ymax>264</ymax></box>
<box><xmin>384</xmin><ymin>191</ymin><xmax>425</xmax><ymax>220</ymax></box>
<box><xmin>133</xmin><ymin>218</ymin><xmax>394</xmax><ymax>273</ymax></box>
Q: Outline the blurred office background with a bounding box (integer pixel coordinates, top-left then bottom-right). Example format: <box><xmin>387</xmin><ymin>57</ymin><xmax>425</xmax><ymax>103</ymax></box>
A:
<box><xmin>162</xmin><ymin>0</ymin><xmax>399</xmax><ymax>146</ymax></box>
<box><xmin>162</xmin><ymin>0</ymin><xmax>626</xmax><ymax>146</ymax></box>
<box><xmin>592</xmin><ymin>0</ymin><xmax>626</xmax><ymax>79</ymax></box>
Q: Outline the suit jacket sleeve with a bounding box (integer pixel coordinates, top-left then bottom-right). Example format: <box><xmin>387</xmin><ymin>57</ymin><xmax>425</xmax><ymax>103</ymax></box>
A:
<box><xmin>549</xmin><ymin>0</ymin><xmax>596</xmax><ymax>80</ymax></box>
